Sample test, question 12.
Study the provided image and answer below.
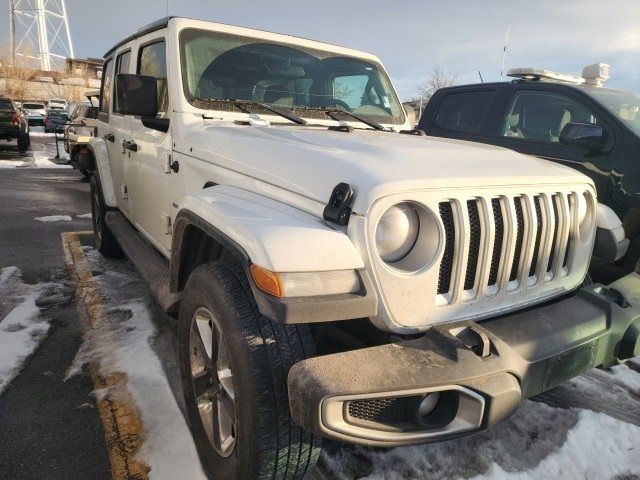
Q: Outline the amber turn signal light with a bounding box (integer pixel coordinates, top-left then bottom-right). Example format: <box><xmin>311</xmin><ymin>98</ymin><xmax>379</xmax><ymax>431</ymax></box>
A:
<box><xmin>250</xmin><ymin>264</ymin><xmax>283</xmax><ymax>298</ymax></box>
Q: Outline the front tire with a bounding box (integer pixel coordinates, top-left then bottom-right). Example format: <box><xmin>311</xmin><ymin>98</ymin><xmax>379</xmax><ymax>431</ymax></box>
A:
<box><xmin>178</xmin><ymin>261</ymin><xmax>321</xmax><ymax>480</ymax></box>
<box><xmin>90</xmin><ymin>173</ymin><xmax>123</xmax><ymax>258</ymax></box>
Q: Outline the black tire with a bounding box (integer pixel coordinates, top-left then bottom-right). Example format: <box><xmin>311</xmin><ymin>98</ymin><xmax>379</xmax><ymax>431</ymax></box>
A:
<box><xmin>90</xmin><ymin>173</ymin><xmax>123</xmax><ymax>258</ymax></box>
<box><xmin>17</xmin><ymin>133</ymin><xmax>28</xmax><ymax>151</ymax></box>
<box><xmin>178</xmin><ymin>261</ymin><xmax>321</xmax><ymax>480</ymax></box>
<box><xmin>79</xmin><ymin>168</ymin><xmax>90</xmax><ymax>177</ymax></box>
<box><xmin>26</xmin><ymin>131</ymin><xmax>31</xmax><ymax>147</ymax></box>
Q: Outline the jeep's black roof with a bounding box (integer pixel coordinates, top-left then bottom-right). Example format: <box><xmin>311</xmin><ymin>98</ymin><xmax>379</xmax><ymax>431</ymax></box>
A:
<box><xmin>104</xmin><ymin>16</ymin><xmax>173</xmax><ymax>58</ymax></box>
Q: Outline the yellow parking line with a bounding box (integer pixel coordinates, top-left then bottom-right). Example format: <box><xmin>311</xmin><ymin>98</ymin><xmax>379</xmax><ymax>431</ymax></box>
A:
<box><xmin>61</xmin><ymin>231</ymin><xmax>149</xmax><ymax>480</ymax></box>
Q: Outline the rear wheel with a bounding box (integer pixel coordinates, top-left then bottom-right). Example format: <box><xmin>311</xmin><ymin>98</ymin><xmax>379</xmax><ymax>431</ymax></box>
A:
<box><xmin>178</xmin><ymin>261</ymin><xmax>321</xmax><ymax>480</ymax></box>
<box><xmin>90</xmin><ymin>173</ymin><xmax>123</xmax><ymax>258</ymax></box>
<box><xmin>17</xmin><ymin>132</ymin><xmax>28</xmax><ymax>151</ymax></box>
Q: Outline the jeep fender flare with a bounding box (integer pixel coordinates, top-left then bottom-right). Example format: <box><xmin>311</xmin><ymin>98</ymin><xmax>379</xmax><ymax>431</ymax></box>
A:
<box><xmin>88</xmin><ymin>137</ymin><xmax>117</xmax><ymax>208</ymax></box>
<box><xmin>171</xmin><ymin>185</ymin><xmax>377</xmax><ymax>323</ymax></box>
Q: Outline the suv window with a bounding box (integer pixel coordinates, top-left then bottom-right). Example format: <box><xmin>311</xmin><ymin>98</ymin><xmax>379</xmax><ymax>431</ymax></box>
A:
<box><xmin>0</xmin><ymin>100</ymin><xmax>14</xmax><ymax>110</ymax></box>
<box><xmin>433</xmin><ymin>90</ymin><xmax>494</xmax><ymax>134</ymax></box>
<box><xmin>503</xmin><ymin>90</ymin><xmax>605</xmax><ymax>144</ymax></box>
<box><xmin>100</xmin><ymin>58</ymin><xmax>114</xmax><ymax>114</ymax></box>
<box><xmin>116</xmin><ymin>50</ymin><xmax>131</xmax><ymax>75</ymax></box>
<box><xmin>138</xmin><ymin>41</ymin><xmax>168</xmax><ymax>115</ymax></box>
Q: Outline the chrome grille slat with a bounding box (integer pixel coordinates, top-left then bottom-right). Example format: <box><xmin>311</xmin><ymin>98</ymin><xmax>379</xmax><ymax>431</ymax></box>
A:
<box><xmin>509</xmin><ymin>196</ymin><xmax>525</xmax><ymax>282</ymax></box>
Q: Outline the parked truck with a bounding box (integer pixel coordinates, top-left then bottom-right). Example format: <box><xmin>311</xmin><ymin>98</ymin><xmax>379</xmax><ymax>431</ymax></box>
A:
<box><xmin>87</xmin><ymin>17</ymin><xmax>640</xmax><ymax>479</ymax></box>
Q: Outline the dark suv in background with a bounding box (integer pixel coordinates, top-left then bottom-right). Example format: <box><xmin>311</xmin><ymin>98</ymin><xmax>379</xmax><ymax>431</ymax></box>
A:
<box><xmin>418</xmin><ymin>65</ymin><xmax>640</xmax><ymax>282</ymax></box>
<box><xmin>0</xmin><ymin>98</ymin><xmax>30</xmax><ymax>151</ymax></box>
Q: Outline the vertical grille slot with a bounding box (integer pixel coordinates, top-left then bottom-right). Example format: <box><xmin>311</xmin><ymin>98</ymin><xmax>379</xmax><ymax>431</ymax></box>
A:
<box><xmin>438</xmin><ymin>202</ymin><xmax>456</xmax><ymax>295</ymax></box>
<box><xmin>464</xmin><ymin>199</ymin><xmax>481</xmax><ymax>290</ymax></box>
<box><xmin>529</xmin><ymin>195</ymin><xmax>544</xmax><ymax>277</ymax></box>
<box><xmin>488</xmin><ymin>198</ymin><xmax>504</xmax><ymax>287</ymax></box>
<box><xmin>547</xmin><ymin>194</ymin><xmax>560</xmax><ymax>272</ymax></box>
<box><xmin>509</xmin><ymin>196</ymin><xmax>525</xmax><ymax>282</ymax></box>
<box><xmin>563</xmin><ymin>193</ymin><xmax>575</xmax><ymax>269</ymax></box>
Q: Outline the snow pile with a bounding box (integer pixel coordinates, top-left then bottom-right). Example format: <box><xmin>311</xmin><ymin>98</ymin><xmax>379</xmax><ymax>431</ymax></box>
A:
<box><xmin>68</xmin><ymin>251</ymin><xmax>207</xmax><ymax>480</ymax></box>
<box><xmin>35</xmin><ymin>215</ymin><xmax>72</xmax><ymax>222</ymax></box>
<box><xmin>0</xmin><ymin>267</ymin><xmax>50</xmax><ymax>394</ymax></box>
<box><xmin>76</xmin><ymin>213</ymin><xmax>93</xmax><ymax>219</ymax></box>
<box><xmin>0</xmin><ymin>158</ymin><xmax>71</xmax><ymax>169</ymax></box>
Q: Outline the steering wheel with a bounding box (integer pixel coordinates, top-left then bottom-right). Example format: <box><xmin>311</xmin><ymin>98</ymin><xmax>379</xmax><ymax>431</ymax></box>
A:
<box><xmin>317</xmin><ymin>98</ymin><xmax>352</xmax><ymax>112</ymax></box>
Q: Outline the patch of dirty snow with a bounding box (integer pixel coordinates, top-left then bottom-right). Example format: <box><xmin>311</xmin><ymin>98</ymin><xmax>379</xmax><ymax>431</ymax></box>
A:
<box><xmin>35</xmin><ymin>215</ymin><xmax>72</xmax><ymax>222</ymax></box>
<box><xmin>68</xmin><ymin>250</ymin><xmax>207</xmax><ymax>480</ymax></box>
<box><xmin>76</xmin><ymin>213</ymin><xmax>92</xmax><ymax>219</ymax></box>
<box><xmin>0</xmin><ymin>157</ymin><xmax>71</xmax><ymax>169</ymax></box>
<box><xmin>0</xmin><ymin>267</ymin><xmax>52</xmax><ymax>394</ymax></box>
<box><xmin>469</xmin><ymin>409</ymin><xmax>639</xmax><ymax>480</ymax></box>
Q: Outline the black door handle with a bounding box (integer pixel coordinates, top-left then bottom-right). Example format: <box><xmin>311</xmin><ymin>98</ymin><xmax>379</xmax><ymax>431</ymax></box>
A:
<box><xmin>122</xmin><ymin>140</ymin><xmax>139</xmax><ymax>152</ymax></box>
<box><xmin>103</xmin><ymin>133</ymin><xmax>115</xmax><ymax>142</ymax></box>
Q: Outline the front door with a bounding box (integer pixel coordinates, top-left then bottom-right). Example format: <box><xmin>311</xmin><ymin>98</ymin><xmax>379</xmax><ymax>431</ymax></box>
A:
<box><xmin>126</xmin><ymin>39</ymin><xmax>173</xmax><ymax>253</ymax></box>
<box><xmin>498</xmin><ymin>89</ymin><xmax>618</xmax><ymax>204</ymax></box>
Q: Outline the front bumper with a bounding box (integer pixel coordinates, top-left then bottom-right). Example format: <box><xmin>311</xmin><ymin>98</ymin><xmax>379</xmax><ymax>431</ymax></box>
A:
<box><xmin>288</xmin><ymin>273</ymin><xmax>640</xmax><ymax>447</ymax></box>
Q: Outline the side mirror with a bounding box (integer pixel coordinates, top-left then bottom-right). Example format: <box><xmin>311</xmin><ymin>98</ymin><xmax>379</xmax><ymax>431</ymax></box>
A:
<box><xmin>115</xmin><ymin>73</ymin><xmax>158</xmax><ymax>117</ymax></box>
<box><xmin>559</xmin><ymin>122</ymin><xmax>605</xmax><ymax>149</ymax></box>
<box><xmin>403</xmin><ymin>103</ymin><xmax>416</xmax><ymax>127</ymax></box>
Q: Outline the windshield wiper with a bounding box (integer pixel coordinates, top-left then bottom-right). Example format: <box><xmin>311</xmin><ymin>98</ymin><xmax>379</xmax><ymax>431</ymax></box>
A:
<box><xmin>323</xmin><ymin>108</ymin><xmax>386</xmax><ymax>131</ymax></box>
<box><xmin>212</xmin><ymin>98</ymin><xmax>307</xmax><ymax>125</ymax></box>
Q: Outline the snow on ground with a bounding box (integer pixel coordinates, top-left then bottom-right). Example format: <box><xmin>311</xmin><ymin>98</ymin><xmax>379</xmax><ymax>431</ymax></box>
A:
<box><xmin>35</xmin><ymin>215</ymin><xmax>73</xmax><ymax>222</ymax></box>
<box><xmin>76</xmin><ymin>213</ymin><xmax>92</xmax><ymax>219</ymax></box>
<box><xmin>70</xmin><ymin>248</ymin><xmax>640</xmax><ymax>480</ymax></box>
<box><xmin>67</xmin><ymin>248</ymin><xmax>207</xmax><ymax>480</ymax></box>
<box><xmin>0</xmin><ymin>267</ymin><xmax>60</xmax><ymax>394</ymax></box>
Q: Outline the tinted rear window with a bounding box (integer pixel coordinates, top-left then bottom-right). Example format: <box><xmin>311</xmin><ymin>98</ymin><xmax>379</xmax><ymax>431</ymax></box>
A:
<box><xmin>0</xmin><ymin>100</ymin><xmax>14</xmax><ymax>110</ymax></box>
<box><xmin>23</xmin><ymin>103</ymin><xmax>45</xmax><ymax>109</ymax></box>
<box><xmin>433</xmin><ymin>90</ymin><xmax>495</xmax><ymax>134</ymax></box>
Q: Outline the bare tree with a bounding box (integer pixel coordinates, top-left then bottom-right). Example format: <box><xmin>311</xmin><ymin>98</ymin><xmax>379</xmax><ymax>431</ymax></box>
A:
<box><xmin>417</xmin><ymin>67</ymin><xmax>457</xmax><ymax>103</ymax></box>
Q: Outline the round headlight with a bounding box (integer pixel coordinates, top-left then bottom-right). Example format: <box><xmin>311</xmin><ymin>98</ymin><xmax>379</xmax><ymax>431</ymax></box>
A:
<box><xmin>376</xmin><ymin>203</ymin><xmax>420</xmax><ymax>263</ymax></box>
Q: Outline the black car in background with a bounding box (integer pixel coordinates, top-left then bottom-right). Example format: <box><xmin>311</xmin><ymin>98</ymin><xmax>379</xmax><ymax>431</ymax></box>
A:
<box><xmin>44</xmin><ymin>110</ymin><xmax>70</xmax><ymax>133</ymax></box>
<box><xmin>0</xmin><ymin>98</ymin><xmax>30</xmax><ymax>150</ymax></box>
<box><xmin>418</xmin><ymin>67</ymin><xmax>640</xmax><ymax>281</ymax></box>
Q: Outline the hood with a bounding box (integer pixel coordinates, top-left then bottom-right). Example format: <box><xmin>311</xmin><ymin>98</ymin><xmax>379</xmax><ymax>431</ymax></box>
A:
<box><xmin>182</xmin><ymin>122</ymin><xmax>592</xmax><ymax>213</ymax></box>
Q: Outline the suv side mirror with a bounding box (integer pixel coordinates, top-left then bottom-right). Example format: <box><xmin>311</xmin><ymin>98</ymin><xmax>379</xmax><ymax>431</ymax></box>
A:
<box><xmin>115</xmin><ymin>73</ymin><xmax>158</xmax><ymax>117</ymax></box>
<box><xmin>559</xmin><ymin>122</ymin><xmax>605</xmax><ymax>149</ymax></box>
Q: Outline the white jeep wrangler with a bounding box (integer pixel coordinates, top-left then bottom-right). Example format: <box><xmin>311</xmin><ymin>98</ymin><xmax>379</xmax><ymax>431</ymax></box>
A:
<box><xmin>88</xmin><ymin>17</ymin><xmax>640</xmax><ymax>480</ymax></box>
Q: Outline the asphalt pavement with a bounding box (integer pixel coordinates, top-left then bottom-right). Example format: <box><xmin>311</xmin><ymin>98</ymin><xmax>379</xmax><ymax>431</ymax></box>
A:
<box><xmin>0</xmin><ymin>134</ymin><xmax>111</xmax><ymax>480</ymax></box>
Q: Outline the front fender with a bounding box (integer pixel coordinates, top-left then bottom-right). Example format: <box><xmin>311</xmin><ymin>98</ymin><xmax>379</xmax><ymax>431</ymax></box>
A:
<box><xmin>176</xmin><ymin>185</ymin><xmax>364</xmax><ymax>273</ymax></box>
<box><xmin>88</xmin><ymin>137</ymin><xmax>117</xmax><ymax>207</ymax></box>
<box><xmin>172</xmin><ymin>186</ymin><xmax>377</xmax><ymax>323</ymax></box>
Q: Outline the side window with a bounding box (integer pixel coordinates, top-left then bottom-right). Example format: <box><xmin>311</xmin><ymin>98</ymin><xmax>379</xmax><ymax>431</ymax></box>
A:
<box><xmin>433</xmin><ymin>90</ymin><xmax>495</xmax><ymax>134</ymax></box>
<box><xmin>116</xmin><ymin>50</ymin><xmax>131</xmax><ymax>75</ymax></box>
<box><xmin>503</xmin><ymin>91</ymin><xmax>605</xmax><ymax>144</ymax></box>
<box><xmin>100</xmin><ymin>58</ymin><xmax>114</xmax><ymax>114</ymax></box>
<box><xmin>138</xmin><ymin>41</ymin><xmax>168</xmax><ymax>116</ymax></box>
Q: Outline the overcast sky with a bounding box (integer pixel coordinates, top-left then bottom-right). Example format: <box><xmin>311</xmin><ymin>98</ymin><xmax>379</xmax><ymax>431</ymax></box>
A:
<box><xmin>2</xmin><ymin>0</ymin><xmax>638</xmax><ymax>99</ymax></box>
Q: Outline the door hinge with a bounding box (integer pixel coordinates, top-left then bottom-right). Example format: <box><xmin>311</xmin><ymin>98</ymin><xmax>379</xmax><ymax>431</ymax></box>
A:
<box><xmin>121</xmin><ymin>185</ymin><xmax>128</xmax><ymax>200</ymax></box>
<box><xmin>163</xmin><ymin>214</ymin><xmax>172</xmax><ymax>235</ymax></box>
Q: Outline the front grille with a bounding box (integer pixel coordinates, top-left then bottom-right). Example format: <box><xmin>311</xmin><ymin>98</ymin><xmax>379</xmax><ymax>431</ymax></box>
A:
<box><xmin>347</xmin><ymin>397</ymin><xmax>413</xmax><ymax>424</ymax></box>
<box><xmin>437</xmin><ymin>191</ymin><xmax>577</xmax><ymax>299</ymax></box>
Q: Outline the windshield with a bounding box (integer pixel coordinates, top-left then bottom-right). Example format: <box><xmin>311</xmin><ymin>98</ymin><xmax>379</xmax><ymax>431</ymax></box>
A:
<box><xmin>585</xmin><ymin>88</ymin><xmax>640</xmax><ymax>136</ymax></box>
<box><xmin>179</xmin><ymin>28</ymin><xmax>404</xmax><ymax>125</ymax></box>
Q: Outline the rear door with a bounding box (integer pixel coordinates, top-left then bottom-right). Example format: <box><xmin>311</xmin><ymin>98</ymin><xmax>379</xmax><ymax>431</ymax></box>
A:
<box><xmin>97</xmin><ymin>50</ymin><xmax>133</xmax><ymax>215</ymax></box>
<box><xmin>126</xmin><ymin>38</ymin><xmax>173</xmax><ymax>253</ymax></box>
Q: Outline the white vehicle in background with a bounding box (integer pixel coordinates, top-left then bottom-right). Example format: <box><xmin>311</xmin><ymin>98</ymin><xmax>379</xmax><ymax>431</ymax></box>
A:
<box><xmin>47</xmin><ymin>98</ymin><xmax>67</xmax><ymax>110</ymax></box>
<box><xmin>86</xmin><ymin>17</ymin><xmax>640</xmax><ymax>480</ymax></box>
<box><xmin>22</xmin><ymin>102</ymin><xmax>47</xmax><ymax>126</ymax></box>
<box><xmin>64</xmin><ymin>102</ymin><xmax>99</xmax><ymax>176</ymax></box>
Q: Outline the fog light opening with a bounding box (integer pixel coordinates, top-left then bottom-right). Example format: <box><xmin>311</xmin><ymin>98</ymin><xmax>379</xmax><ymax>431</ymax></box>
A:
<box><xmin>414</xmin><ymin>390</ymin><xmax>459</xmax><ymax>429</ymax></box>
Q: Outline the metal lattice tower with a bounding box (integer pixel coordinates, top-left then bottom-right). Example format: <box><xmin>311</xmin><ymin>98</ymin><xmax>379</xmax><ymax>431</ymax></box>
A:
<box><xmin>9</xmin><ymin>0</ymin><xmax>75</xmax><ymax>71</ymax></box>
